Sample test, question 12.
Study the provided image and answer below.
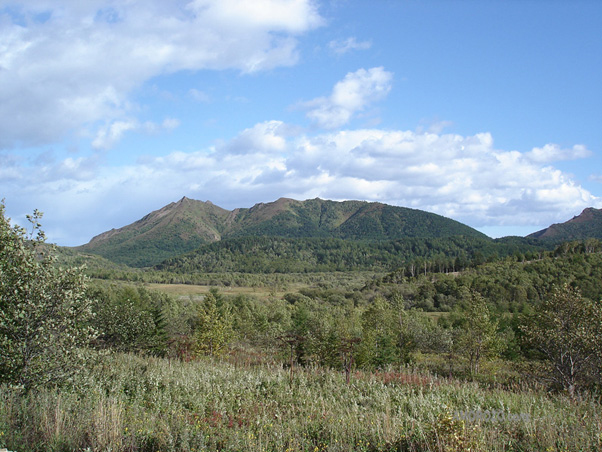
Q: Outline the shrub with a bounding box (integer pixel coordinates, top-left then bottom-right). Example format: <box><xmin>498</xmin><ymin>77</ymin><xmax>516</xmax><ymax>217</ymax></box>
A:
<box><xmin>0</xmin><ymin>203</ymin><xmax>95</xmax><ymax>390</ymax></box>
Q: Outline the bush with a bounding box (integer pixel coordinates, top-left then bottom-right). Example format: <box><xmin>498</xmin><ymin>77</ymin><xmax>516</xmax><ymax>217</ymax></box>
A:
<box><xmin>91</xmin><ymin>285</ymin><xmax>169</xmax><ymax>356</ymax></box>
<box><xmin>0</xmin><ymin>203</ymin><xmax>95</xmax><ymax>390</ymax></box>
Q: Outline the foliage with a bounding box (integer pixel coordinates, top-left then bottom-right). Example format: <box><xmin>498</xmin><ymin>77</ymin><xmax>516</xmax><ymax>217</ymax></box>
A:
<box><xmin>455</xmin><ymin>290</ymin><xmax>501</xmax><ymax>375</ymax></box>
<box><xmin>0</xmin><ymin>203</ymin><xmax>95</xmax><ymax>390</ymax></box>
<box><xmin>90</xmin><ymin>285</ymin><xmax>169</xmax><ymax>356</ymax></box>
<box><xmin>370</xmin><ymin>239</ymin><xmax>602</xmax><ymax>313</ymax></box>
<box><xmin>68</xmin><ymin>238</ymin><xmax>602</xmax><ymax>387</ymax></box>
<box><xmin>356</xmin><ymin>297</ymin><xmax>398</xmax><ymax>368</ymax></box>
<box><xmin>6</xmin><ymin>198</ymin><xmax>602</xmax><ymax>449</ymax></box>
<box><xmin>193</xmin><ymin>289</ymin><xmax>234</xmax><ymax>357</ymax></box>
<box><xmin>230</xmin><ymin>294</ymin><xmax>291</xmax><ymax>344</ymax></box>
<box><xmin>156</xmin><ymin>234</ymin><xmax>546</xmax><ymax>274</ymax></box>
<box><xmin>521</xmin><ymin>284</ymin><xmax>602</xmax><ymax>396</ymax></box>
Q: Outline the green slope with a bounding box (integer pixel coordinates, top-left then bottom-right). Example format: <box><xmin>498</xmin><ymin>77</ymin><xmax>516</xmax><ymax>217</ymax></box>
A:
<box><xmin>76</xmin><ymin>197</ymin><xmax>231</xmax><ymax>267</ymax></box>
<box><xmin>76</xmin><ymin>197</ymin><xmax>489</xmax><ymax>267</ymax></box>
<box><xmin>528</xmin><ymin>207</ymin><xmax>602</xmax><ymax>242</ymax></box>
<box><xmin>367</xmin><ymin>238</ymin><xmax>602</xmax><ymax>312</ymax></box>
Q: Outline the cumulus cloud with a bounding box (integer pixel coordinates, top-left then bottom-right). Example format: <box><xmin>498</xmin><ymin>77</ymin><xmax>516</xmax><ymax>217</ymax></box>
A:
<box><xmin>187</xmin><ymin>0</ymin><xmax>323</xmax><ymax>33</ymax></box>
<box><xmin>524</xmin><ymin>143</ymin><xmax>592</xmax><ymax>163</ymax></box>
<box><xmin>0</xmin><ymin>0</ymin><xmax>323</xmax><ymax>149</ymax></box>
<box><xmin>301</xmin><ymin>67</ymin><xmax>393</xmax><ymax>129</ymax></box>
<box><xmin>328</xmin><ymin>37</ymin><xmax>372</xmax><ymax>54</ymax></box>
<box><xmin>220</xmin><ymin>120</ymin><xmax>291</xmax><ymax>155</ymax></box>
<box><xmin>6</xmin><ymin>121</ymin><xmax>600</xmax><ymax>246</ymax></box>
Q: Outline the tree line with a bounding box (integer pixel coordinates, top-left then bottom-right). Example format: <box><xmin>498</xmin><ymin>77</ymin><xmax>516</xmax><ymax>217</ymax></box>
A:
<box><xmin>155</xmin><ymin>235</ymin><xmax>548</xmax><ymax>274</ymax></box>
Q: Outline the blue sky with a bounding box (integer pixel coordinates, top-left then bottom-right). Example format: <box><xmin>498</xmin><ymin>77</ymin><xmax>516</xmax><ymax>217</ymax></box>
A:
<box><xmin>1</xmin><ymin>0</ymin><xmax>601</xmax><ymax>246</ymax></box>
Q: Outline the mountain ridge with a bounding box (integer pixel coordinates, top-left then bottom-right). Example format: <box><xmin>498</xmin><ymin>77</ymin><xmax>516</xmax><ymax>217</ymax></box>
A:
<box><xmin>528</xmin><ymin>207</ymin><xmax>602</xmax><ymax>242</ymax></box>
<box><xmin>77</xmin><ymin>197</ymin><xmax>488</xmax><ymax>267</ymax></box>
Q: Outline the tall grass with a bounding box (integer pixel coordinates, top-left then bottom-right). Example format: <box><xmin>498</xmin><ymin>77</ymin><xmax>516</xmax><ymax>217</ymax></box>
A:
<box><xmin>1</xmin><ymin>353</ymin><xmax>600</xmax><ymax>451</ymax></box>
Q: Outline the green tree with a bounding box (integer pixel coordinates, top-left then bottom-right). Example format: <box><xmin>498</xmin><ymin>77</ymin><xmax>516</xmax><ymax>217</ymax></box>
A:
<box><xmin>0</xmin><ymin>204</ymin><xmax>95</xmax><ymax>390</ymax></box>
<box><xmin>456</xmin><ymin>290</ymin><xmax>500</xmax><ymax>376</ymax></box>
<box><xmin>357</xmin><ymin>297</ymin><xmax>397</xmax><ymax>368</ymax></box>
<box><xmin>91</xmin><ymin>285</ymin><xmax>168</xmax><ymax>356</ymax></box>
<box><xmin>521</xmin><ymin>284</ymin><xmax>602</xmax><ymax>396</ymax></box>
<box><xmin>194</xmin><ymin>289</ymin><xmax>234</xmax><ymax>357</ymax></box>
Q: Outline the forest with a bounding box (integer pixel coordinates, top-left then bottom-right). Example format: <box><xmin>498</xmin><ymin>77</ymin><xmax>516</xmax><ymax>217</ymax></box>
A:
<box><xmin>2</xmin><ymin>203</ymin><xmax>602</xmax><ymax>451</ymax></box>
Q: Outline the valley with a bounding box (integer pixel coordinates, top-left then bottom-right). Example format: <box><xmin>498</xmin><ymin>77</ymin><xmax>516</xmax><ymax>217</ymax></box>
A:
<box><xmin>2</xmin><ymin>198</ymin><xmax>602</xmax><ymax>451</ymax></box>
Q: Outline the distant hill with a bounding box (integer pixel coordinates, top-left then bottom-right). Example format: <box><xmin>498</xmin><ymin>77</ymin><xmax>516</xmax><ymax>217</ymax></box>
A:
<box><xmin>528</xmin><ymin>207</ymin><xmax>602</xmax><ymax>242</ymax></box>
<box><xmin>76</xmin><ymin>197</ymin><xmax>488</xmax><ymax>267</ymax></box>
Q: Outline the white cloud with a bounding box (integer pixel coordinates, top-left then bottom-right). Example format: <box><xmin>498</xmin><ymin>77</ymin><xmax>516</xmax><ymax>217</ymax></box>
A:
<box><xmin>221</xmin><ymin>120</ymin><xmax>290</xmax><ymax>155</ymax></box>
<box><xmin>187</xmin><ymin>0</ymin><xmax>323</xmax><ymax>33</ymax></box>
<box><xmin>6</xmin><ymin>122</ymin><xmax>600</xmax><ymax>246</ymax></box>
<box><xmin>92</xmin><ymin>120</ymin><xmax>138</xmax><ymax>150</ymax></box>
<box><xmin>525</xmin><ymin>143</ymin><xmax>592</xmax><ymax>163</ymax></box>
<box><xmin>91</xmin><ymin>117</ymin><xmax>179</xmax><ymax>150</ymax></box>
<box><xmin>160</xmin><ymin>118</ymin><xmax>181</xmax><ymax>131</ymax></box>
<box><xmin>0</xmin><ymin>0</ymin><xmax>323</xmax><ymax>149</ymax></box>
<box><xmin>301</xmin><ymin>67</ymin><xmax>393</xmax><ymax>129</ymax></box>
<box><xmin>328</xmin><ymin>37</ymin><xmax>372</xmax><ymax>54</ymax></box>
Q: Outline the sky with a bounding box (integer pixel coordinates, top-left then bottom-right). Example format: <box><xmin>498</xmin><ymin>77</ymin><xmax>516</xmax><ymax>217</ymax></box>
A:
<box><xmin>1</xmin><ymin>0</ymin><xmax>601</xmax><ymax>246</ymax></box>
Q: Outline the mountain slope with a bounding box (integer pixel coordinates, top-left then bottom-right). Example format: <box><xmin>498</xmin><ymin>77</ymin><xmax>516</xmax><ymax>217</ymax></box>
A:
<box><xmin>224</xmin><ymin>198</ymin><xmax>483</xmax><ymax>240</ymax></box>
<box><xmin>78</xmin><ymin>197</ymin><xmax>231</xmax><ymax>267</ymax></box>
<box><xmin>528</xmin><ymin>207</ymin><xmax>602</xmax><ymax>242</ymax></box>
<box><xmin>77</xmin><ymin>197</ymin><xmax>488</xmax><ymax>267</ymax></box>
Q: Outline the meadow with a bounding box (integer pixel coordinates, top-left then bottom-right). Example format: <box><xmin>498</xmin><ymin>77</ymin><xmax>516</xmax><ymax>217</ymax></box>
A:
<box><xmin>1</xmin><ymin>352</ymin><xmax>601</xmax><ymax>452</ymax></box>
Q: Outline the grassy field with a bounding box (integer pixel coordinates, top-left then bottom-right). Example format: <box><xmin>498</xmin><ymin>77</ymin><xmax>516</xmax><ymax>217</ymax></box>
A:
<box><xmin>1</xmin><ymin>353</ymin><xmax>600</xmax><ymax>452</ymax></box>
<box><xmin>141</xmin><ymin>270</ymin><xmax>383</xmax><ymax>301</ymax></box>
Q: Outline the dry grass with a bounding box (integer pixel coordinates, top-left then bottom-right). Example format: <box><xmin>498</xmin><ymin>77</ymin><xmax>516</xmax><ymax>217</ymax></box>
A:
<box><xmin>1</xmin><ymin>353</ymin><xmax>601</xmax><ymax>452</ymax></box>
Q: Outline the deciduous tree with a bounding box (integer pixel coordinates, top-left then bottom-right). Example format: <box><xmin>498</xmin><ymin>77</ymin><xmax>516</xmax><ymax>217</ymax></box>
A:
<box><xmin>0</xmin><ymin>203</ymin><xmax>95</xmax><ymax>390</ymax></box>
<box><xmin>521</xmin><ymin>284</ymin><xmax>602</xmax><ymax>396</ymax></box>
<box><xmin>456</xmin><ymin>289</ymin><xmax>500</xmax><ymax>376</ymax></box>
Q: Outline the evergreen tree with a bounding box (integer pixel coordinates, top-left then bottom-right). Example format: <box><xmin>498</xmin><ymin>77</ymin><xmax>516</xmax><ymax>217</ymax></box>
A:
<box><xmin>194</xmin><ymin>289</ymin><xmax>234</xmax><ymax>357</ymax></box>
<box><xmin>91</xmin><ymin>286</ymin><xmax>169</xmax><ymax>356</ymax></box>
<box><xmin>357</xmin><ymin>297</ymin><xmax>397</xmax><ymax>368</ymax></box>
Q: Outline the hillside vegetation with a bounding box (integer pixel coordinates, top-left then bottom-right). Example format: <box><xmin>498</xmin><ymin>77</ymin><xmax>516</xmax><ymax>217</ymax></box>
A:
<box><xmin>76</xmin><ymin>197</ymin><xmax>488</xmax><ymax>267</ymax></box>
<box><xmin>363</xmin><ymin>239</ymin><xmax>602</xmax><ymax>313</ymax></box>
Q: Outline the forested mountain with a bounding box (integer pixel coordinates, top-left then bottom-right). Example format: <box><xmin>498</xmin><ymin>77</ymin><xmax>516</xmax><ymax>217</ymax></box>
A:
<box><xmin>77</xmin><ymin>197</ymin><xmax>488</xmax><ymax>267</ymax></box>
<box><xmin>529</xmin><ymin>207</ymin><xmax>602</xmax><ymax>242</ymax></box>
